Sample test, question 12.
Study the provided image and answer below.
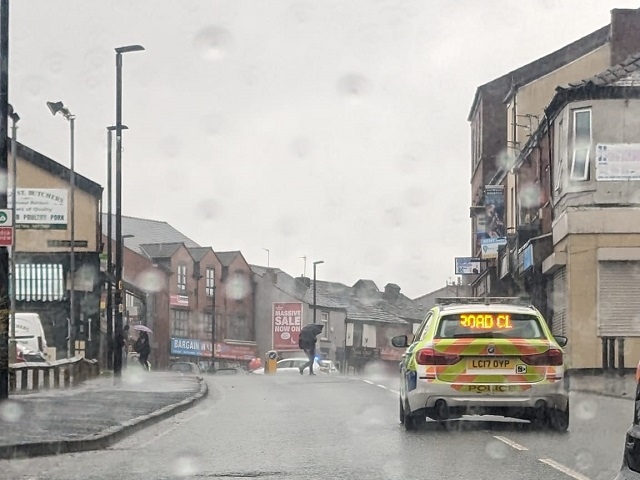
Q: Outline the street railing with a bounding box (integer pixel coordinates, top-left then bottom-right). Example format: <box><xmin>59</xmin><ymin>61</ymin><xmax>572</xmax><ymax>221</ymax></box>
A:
<box><xmin>9</xmin><ymin>357</ymin><xmax>100</xmax><ymax>392</ymax></box>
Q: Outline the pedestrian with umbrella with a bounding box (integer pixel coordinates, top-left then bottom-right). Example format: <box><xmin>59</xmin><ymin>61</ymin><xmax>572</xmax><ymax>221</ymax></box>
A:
<box><xmin>132</xmin><ymin>325</ymin><xmax>153</xmax><ymax>371</ymax></box>
<box><xmin>298</xmin><ymin>323</ymin><xmax>323</xmax><ymax>376</ymax></box>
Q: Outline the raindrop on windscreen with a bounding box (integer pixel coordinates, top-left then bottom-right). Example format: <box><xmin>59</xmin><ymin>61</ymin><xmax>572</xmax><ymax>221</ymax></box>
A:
<box><xmin>347</xmin><ymin>405</ymin><xmax>385</xmax><ymax>434</ymax></box>
<box><xmin>404</xmin><ymin>186</ymin><xmax>426</xmax><ymax>208</ymax></box>
<box><xmin>193</xmin><ymin>26</ymin><xmax>233</xmax><ymax>61</ymax></box>
<box><xmin>276</xmin><ymin>215</ymin><xmax>297</xmax><ymax>237</ymax></box>
<box><xmin>83</xmin><ymin>47</ymin><xmax>109</xmax><ymax>71</ymax></box>
<box><xmin>136</xmin><ymin>269</ymin><xmax>165</xmax><ymax>293</ymax></box>
<box><xmin>0</xmin><ymin>400</ymin><xmax>24</xmax><ymax>423</ymax></box>
<box><xmin>287</xmin><ymin>2</ymin><xmax>314</xmax><ymax>24</ymax></box>
<box><xmin>171</xmin><ymin>455</ymin><xmax>202</xmax><ymax>477</ymax></box>
<box><xmin>42</xmin><ymin>53</ymin><xmax>67</xmax><ymax>76</ymax></box>
<box><xmin>291</xmin><ymin>137</ymin><xmax>312</xmax><ymax>158</ymax></box>
<box><xmin>23</xmin><ymin>76</ymin><xmax>45</xmax><ymax>99</ymax></box>
<box><xmin>160</xmin><ymin>136</ymin><xmax>182</xmax><ymax>158</ymax></box>
<box><xmin>518</xmin><ymin>184</ymin><xmax>541</xmax><ymax>208</ymax></box>
<box><xmin>397</xmin><ymin>154</ymin><xmax>420</xmax><ymax>175</ymax></box>
<box><xmin>83</xmin><ymin>72</ymin><xmax>101</xmax><ymax>91</ymax></box>
<box><xmin>0</xmin><ymin>169</ymin><xmax>7</xmax><ymax>195</ymax></box>
<box><xmin>336</xmin><ymin>73</ymin><xmax>371</xmax><ymax>101</ymax></box>
<box><xmin>485</xmin><ymin>440</ymin><xmax>507</xmax><ymax>459</ymax></box>
<box><xmin>382</xmin><ymin>458</ymin><xmax>405</xmax><ymax>480</ymax></box>
<box><xmin>575</xmin><ymin>398</ymin><xmax>597</xmax><ymax>420</ymax></box>
<box><xmin>196</xmin><ymin>198</ymin><xmax>220</xmax><ymax>221</ymax></box>
<box><xmin>200</xmin><ymin>113</ymin><xmax>225</xmax><ymax>137</ymax></box>
<box><xmin>226</xmin><ymin>274</ymin><xmax>249</xmax><ymax>301</ymax></box>
<box><xmin>574</xmin><ymin>450</ymin><xmax>593</xmax><ymax>471</ymax></box>
<box><xmin>496</xmin><ymin>149</ymin><xmax>517</xmax><ymax>171</ymax></box>
<box><xmin>383</xmin><ymin>206</ymin><xmax>403</xmax><ymax>228</ymax></box>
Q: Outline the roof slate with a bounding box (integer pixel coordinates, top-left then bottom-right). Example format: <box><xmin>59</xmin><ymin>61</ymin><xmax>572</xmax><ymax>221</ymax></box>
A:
<box><xmin>188</xmin><ymin>247</ymin><xmax>212</xmax><ymax>262</ymax></box>
<box><xmin>565</xmin><ymin>53</ymin><xmax>640</xmax><ymax>88</ymax></box>
<box><xmin>252</xmin><ymin>265</ymin><xmax>423</xmax><ymax>325</ymax></box>
<box><xmin>216</xmin><ymin>251</ymin><xmax>240</xmax><ymax>266</ymax></box>
<box><xmin>101</xmin><ymin>214</ymin><xmax>200</xmax><ymax>256</ymax></box>
<box><xmin>139</xmin><ymin>242</ymin><xmax>184</xmax><ymax>259</ymax></box>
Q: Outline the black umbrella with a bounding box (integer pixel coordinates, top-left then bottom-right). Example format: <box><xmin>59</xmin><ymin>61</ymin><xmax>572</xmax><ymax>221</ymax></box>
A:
<box><xmin>299</xmin><ymin>323</ymin><xmax>324</xmax><ymax>344</ymax></box>
<box><xmin>301</xmin><ymin>323</ymin><xmax>324</xmax><ymax>336</ymax></box>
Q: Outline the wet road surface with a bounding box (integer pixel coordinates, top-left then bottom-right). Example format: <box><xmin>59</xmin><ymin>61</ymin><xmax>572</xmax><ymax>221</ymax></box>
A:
<box><xmin>1</xmin><ymin>372</ymin><xmax>631</xmax><ymax>479</ymax></box>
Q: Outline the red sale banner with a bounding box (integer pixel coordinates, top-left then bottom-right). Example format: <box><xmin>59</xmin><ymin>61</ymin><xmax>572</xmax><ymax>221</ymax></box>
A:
<box><xmin>273</xmin><ymin>302</ymin><xmax>303</xmax><ymax>350</ymax></box>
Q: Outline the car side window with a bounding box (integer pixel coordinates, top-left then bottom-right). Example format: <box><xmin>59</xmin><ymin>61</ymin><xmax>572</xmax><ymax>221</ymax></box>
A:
<box><xmin>279</xmin><ymin>360</ymin><xmax>292</xmax><ymax>368</ymax></box>
<box><xmin>412</xmin><ymin>312</ymin><xmax>433</xmax><ymax>344</ymax></box>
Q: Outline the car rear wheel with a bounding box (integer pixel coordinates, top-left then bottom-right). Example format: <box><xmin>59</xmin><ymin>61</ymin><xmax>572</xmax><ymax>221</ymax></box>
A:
<box><xmin>548</xmin><ymin>405</ymin><xmax>570</xmax><ymax>432</ymax></box>
<box><xmin>403</xmin><ymin>400</ymin><xmax>418</xmax><ymax>431</ymax></box>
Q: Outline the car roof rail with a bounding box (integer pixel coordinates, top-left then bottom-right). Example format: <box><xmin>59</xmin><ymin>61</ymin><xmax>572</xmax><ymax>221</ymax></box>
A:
<box><xmin>435</xmin><ymin>296</ymin><xmax>533</xmax><ymax>307</ymax></box>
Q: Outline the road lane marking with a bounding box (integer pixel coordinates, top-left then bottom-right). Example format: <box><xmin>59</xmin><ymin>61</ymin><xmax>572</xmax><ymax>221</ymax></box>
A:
<box><xmin>493</xmin><ymin>435</ymin><xmax>528</xmax><ymax>451</ymax></box>
<box><xmin>376</xmin><ymin>384</ymin><xmax>387</xmax><ymax>389</ymax></box>
<box><xmin>363</xmin><ymin>380</ymin><xmax>374</xmax><ymax>385</ymax></box>
<box><xmin>390</xmin><ymin>389</ymin><xmax>399</xmax><ymax>394</ymax></box>
<box><xmin>539</xmin><ymin>458</ymin><xmax>591</xmax><ymax>480</ymax></box>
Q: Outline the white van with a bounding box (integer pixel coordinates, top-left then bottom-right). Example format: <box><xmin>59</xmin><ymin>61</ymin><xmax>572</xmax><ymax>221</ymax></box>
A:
<box><xmin>9</xmin><ymin>312</ymin><xmax>48</xmax><ymax>358</ymax></box>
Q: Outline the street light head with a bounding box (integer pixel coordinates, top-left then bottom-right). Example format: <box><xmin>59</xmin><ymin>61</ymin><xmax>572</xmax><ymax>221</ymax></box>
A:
<box><xmin>107</xmin><ymin>125</ymin><xmax>129</xmax><ymax>131</ymax></box>
<box><xmin>8</xmin><ymin>104</ymin><xmax>19</xmax><ymax>123</ymax></box>
<box><xmin>314</xmin><ymin>260</ymin><xmax>325</xmax><ymax>266</ymax></box>
<box><xmin>115</xmin><ymin>45</ymin><xmax>145</xmax><ymax>54</ymax></box>
<box><xmin>46</xmin><ymin>101</ymin><xmax>72</xmax><ymax>119</ymax></box>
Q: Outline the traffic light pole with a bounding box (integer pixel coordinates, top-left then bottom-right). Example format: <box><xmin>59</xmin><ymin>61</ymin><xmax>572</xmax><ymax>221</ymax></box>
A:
<box><xmin>0</xmin><ymin>0</ymin><xmax>10</xmax><ymax>400</ymax></box>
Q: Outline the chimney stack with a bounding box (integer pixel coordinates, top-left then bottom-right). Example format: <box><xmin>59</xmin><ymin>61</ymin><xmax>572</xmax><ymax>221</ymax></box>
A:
<box><xmin>610</xmin><ymin>9</ymin><xmax>640</xmax><ymax>66</ymax></box>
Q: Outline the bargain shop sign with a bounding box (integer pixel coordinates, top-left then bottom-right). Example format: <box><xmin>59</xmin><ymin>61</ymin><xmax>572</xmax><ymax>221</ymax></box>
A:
<box><xmin>171</xmin><ymin>338</ymin><xmax>210</xmax><ymax>357</ymax></box>
<box><xmin>273</xmin><ymin>302</ymin><xmax>303</xmax><ymax>350</ymax></box>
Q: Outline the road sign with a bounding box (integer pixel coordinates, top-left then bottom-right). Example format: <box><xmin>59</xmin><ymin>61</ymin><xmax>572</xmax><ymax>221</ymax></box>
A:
<box><xmin>0</xmin><ymin>209</ymin><xmax>12</xmax><ymax>227</ymax></box>
<box><xmin>0</xmin><ymin>226</ymin><xmax>13</xmax><ymax>247</ymax></box>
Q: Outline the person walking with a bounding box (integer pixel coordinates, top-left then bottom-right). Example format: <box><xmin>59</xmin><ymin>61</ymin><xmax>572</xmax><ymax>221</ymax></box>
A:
<box><xmin>122</xmin><ymin>324</ymin><xmax>130</xmax><ymax>370</ymax></box>
<box><xmin>134</xmin><ymin>331</ymin><xmax>151</xmax><ymax>371</ymax></box>
<box><xmin>298</xmin><ymin>323</ymin><xmax>323</xmax><ymax>376</ymax></box>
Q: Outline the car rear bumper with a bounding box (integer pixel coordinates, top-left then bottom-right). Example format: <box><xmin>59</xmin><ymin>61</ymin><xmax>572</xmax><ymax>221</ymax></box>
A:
<box><xmin>406</xmin><ymin>379</ymin><xmax>568</xmax><ymax>413</ymax></box>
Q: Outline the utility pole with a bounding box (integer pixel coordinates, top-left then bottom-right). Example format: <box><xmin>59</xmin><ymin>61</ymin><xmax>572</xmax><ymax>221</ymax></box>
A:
<box><xmin>8</xmin><ymin>104</ymin><xmax>18</xmax><ymax>364</ymax></box>
<box><xmin>300</xmin><ymin>256</ymin><xmax>307</xmax><ymax>277</ymax></box>
<box><xmin>210</xmin><ymin>284</ymin><xmax>216</xmax><ymax>371</ymax></box>
<box><xmin>0</xmin><ymin>0</ymin><xmax>9</xmax><ymax>400</ymax></box>
<box><xmin>312</xmin><ymin>260</ymin><xmax>324</xmax><ymax>324</ymax></box>
<box><xmin>113</xmin><ymin>44</ymin><xmax>144</xmax><ymax>380</ymax></box>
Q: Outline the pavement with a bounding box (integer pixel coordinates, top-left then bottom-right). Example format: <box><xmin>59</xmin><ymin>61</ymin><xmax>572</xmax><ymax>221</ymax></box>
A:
<box><xmin>0</xmin><ymin>369</ymin><xmax>634</xmax><ymax>480</ymax></box>
<box><xmin>0</xmin><ymin>368</ymin><xmax>207</xmax><ymax>460</ymax></box>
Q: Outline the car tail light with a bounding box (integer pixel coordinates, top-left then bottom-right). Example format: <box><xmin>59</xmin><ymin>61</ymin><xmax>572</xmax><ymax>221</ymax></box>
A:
<box><xmin>521</xmin><ymin>348</ymin><xmax>563</xmax><ymax>366</ymax></box>
<box><xmin>416</xmin><ymin>348</ymin><xmax>460</xmax><ymax>365</ymax></box>
<box><xmin>16</xmin><ymin>350</ymin><xmax>25</xmax><ymax>363</ymax></box>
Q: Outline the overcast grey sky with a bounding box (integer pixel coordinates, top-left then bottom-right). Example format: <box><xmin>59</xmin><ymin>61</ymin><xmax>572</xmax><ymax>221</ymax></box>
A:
<box><xmin>8</xmin><ymin>1</ymin><xmax>639</xmax><ymax>298</ymax></box>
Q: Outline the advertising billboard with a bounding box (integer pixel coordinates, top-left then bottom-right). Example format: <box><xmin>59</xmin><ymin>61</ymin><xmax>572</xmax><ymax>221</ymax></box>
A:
<box><xmin>455</xmin><ymin>257</ymin><xmax>482</xmax><ymax>275</ymax></box>
<box><xmin>481</xmin><ymin>237</ymin><xmax>507</xmax><ymax>259</ymax></box>
<box><xmin>482</xmin><ymin>185</ymin><xmax>506</xmax><ymax>240</ymax></box>
<box><xmin>273</xmin><ymin>302</ymin><xmax>303</xmax><ymax>350</ymax></box>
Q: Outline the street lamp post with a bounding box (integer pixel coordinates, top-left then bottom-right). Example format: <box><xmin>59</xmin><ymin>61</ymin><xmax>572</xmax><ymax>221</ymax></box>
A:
<box><xmin>210</xmin><ymin>284</ymin><xmax>216</xmax><ymax>371</ymax></box>
<box><xmin>312</xmin><ymin>260</ymin><xmax>324</xmax><ymax>324</ymax></box>
<box><xmin>262</xmin><ymin>248</ymin><xmax>270</xmax><ymax>267</ymax></box>
<box><xmin>106</xmin><ymin>125</ymin><xmax>127</xmax><ymax>370</ymax></box>
<box><xmin>46</xmin><ymin>101</ymin><xmax>76</xmax><ymax>358</ymax></box>
<box><xmin>8</xmin><ymin>104</ymin><xmax>18</xmax><ymax>364</ymax></box>
<box><xmin>113</xmin><ymin>44</ymin><xmax>144</xmax><ymax>380</ymax></box>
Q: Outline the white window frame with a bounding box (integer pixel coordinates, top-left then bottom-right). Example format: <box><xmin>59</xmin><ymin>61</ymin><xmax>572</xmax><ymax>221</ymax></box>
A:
<box><xmin>177</xmin><ymin>264</ymin><xmax>187</xmax><ymax>294</ymax></box>
<box><xmin>171</xmin><ymin>309</ymin><xmax>189</xmax><ymax>337</ymax></box>
<box><xmin>205</xmin><ymin>267</ymin><xmax>215</xmax><ymax>297</ymax></box>
<box><xmin>554</xmin><ymin>117</ymin><xmax>565</xmax><ymax>192</ymax></box>
<box><xmin>570</xmin><ymin>108</ymin><xmax>591</xmax><ymax>181</ymax></box>
<box><xmin>320</xmin><ymin>311</ymin><xmax>329</xmax><ymax>340</ymax></box>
